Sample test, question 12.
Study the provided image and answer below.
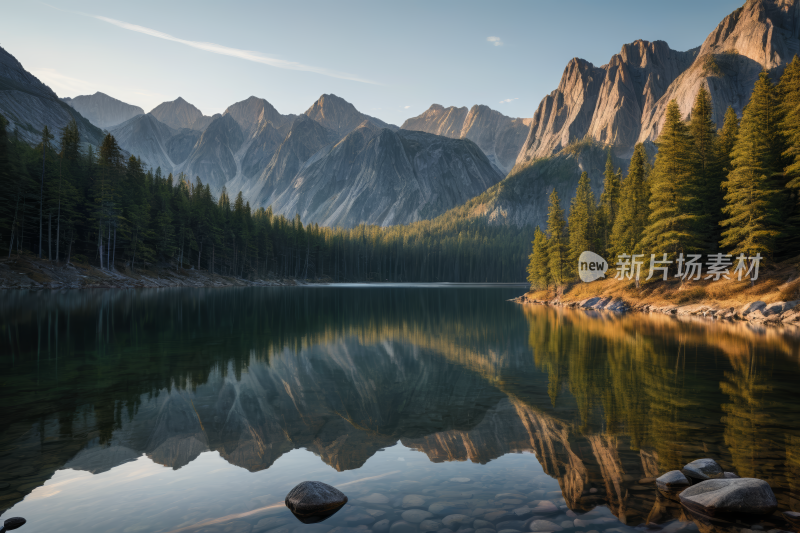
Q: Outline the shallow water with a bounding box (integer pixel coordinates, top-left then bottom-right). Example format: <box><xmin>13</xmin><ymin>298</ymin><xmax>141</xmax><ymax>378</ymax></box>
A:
<box><xmin>1</xmin><ymin>286</ymin><xmax>799</xmax><ymax>533</ymax></box>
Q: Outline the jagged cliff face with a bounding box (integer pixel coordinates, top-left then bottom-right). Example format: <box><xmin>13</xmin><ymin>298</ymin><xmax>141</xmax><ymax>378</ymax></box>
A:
<box><xmin>518</xmin><ymin>0</ymin><xmax>800</xmax><ymax>165</ymax></box>
<box><xmin>638</xmin><ymin>0</ymin><xmax>800</xmax><ymax>142</ymax></box>
<box><xmin>109</xmin><ymin>114</ymin><xmax>179</xmax><ymax>172</ymax></box>
<box><xmin>402</xmin><ymin>104</ymin><xmax>531</xmax><ymax>174</ymax></box>
<box><xmin>179</xmin><ymin>114</ymin><xmax>245</xmax><ymax>192</ymax></box>
<box><xmin>150</xmin><ymin>97</ymin><xmax>218</xmax><ymax>131</ymax></box>
<box><xmin>517</xmin><ymin>41</ymin><xmax>696</xmax><ymax>164</ymax></box>
<box><xmin>259</xmin><ymin>122</ymin><xmax>504</xmax><ymax>227</ymax></box>
<box><xmin>62</xmin><ymin>92</ymin><xmax>144</xmax><ymax>129</ymax></box>
<box><xmin>0</xmin><ymin>46</ymin><xmax>104</xmax><ymax>146</ymax></box>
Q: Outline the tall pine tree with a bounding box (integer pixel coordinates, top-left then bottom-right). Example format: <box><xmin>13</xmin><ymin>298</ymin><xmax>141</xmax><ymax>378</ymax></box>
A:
<box><xmin>610</xmin><ymin>143</ymin><xmax>651</xmax><ymax>258</ymax></box>
<box><xmin>720</xmin><ymin>71</ymin><xmax>783</xmax><ymax>257</ymax></box>
<box><xmin>779</xmin><ymin>55</ymin><xmax>800</xmax><ymax>252</ymax></box>
<box><xmin>641</xmin><ymin>100</ymin><xmax>703</xmax><ymax>257</ymax></box>
<box><xmin>599</xmin><ymin>150</ymin><xmax>621</xmax><ymax>257</ymax></box>
<box><xmin>546</xmin><ymin>189</ymin><xmax>569</xmax><ymax>289</ymax></box>
<box><xmin>688</xmin><ymin>85</ymin><xmax>721</xmax><ymax>246</ymax></box>
<box><xmin>527</xmin><ymin>226</ymin><xmax>551</xmax><ymax>290</ymax></box>
<box><xmin>568</xmin><ymin>172</ymin><xmax>596</xmax><ymax>268</ymax></box>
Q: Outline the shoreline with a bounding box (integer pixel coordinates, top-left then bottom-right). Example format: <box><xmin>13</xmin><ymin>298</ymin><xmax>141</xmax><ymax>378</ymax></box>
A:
<box><xmin>512</xmin><ymin>293</ymin><xmax>800</xmax><ymax>328</ymax></box>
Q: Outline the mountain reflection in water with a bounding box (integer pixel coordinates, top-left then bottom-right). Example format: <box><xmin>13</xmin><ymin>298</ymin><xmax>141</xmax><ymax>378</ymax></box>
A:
<box><xmin>0</xmin><ymin>287</ymin><xmax>798</xmax><ymax>533</ymax></box>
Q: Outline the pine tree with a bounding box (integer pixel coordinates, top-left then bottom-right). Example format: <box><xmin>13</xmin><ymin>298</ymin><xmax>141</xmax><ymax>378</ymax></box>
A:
<box><xmin>527</xmin><ymin>226</ymin><xmax>551</xmax><ymax>289</ymax></box>
<box><xmin>779</xmin><ymin>56</ymin><xmax>800</xmax><ymax>251</ymax></box>
<box><xmin>599</xmin><ymin>150</ymin><xmax>621</xmax><ymax>257</ymax></box>
<box><xmin>641</xmin><ymin>100</ymin><xmax>703</xmax><ymax>257</ymax></box>
<box><xmin>610</xmin><ymin>143</ymin><xmax>651</xmax><ymax>258</ymax></box>
<box><xmin>546</xmin><ymin>189</ymin><xmax>569</xmax><ymax>289</ymax></box>
<box><xmin>720</xmin><ymin>71</ymin><xmax>783</xmax><ymax>257</ymax></box>
<box><xmin>688</xmin><ymin>85</ymin><xmax>721</xmax><ymax>246</ymax></box>
<box><xmin>568</xmin><ymin>172</ymin><xmax>596</xmax><ymax>268</ymax></box>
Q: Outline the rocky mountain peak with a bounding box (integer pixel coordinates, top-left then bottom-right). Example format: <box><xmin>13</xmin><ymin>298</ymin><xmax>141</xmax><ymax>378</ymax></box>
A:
<box><xmin>150</xmin><ymin>97</ymin><xmax>215</xmax><ymax>131</ymax></box>
<box><xmin>61</xmin><ymin>91</ymin><xmax>144</xmax><ymax>129</ymax></box>
<box><xmin>224</xmin><ymin>96</ymin><xmax>291</xmax><ymax>137</ymax></box>
<box><xmin>304</xmin><ymin>93</ymin><xmax>395</xmax><ymax>139</ymax></box>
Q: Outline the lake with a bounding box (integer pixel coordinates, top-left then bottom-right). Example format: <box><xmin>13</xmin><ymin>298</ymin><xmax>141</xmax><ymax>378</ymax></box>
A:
<box><xmin>1</xmin><ymin>286</ymin><xmax>799</xmax><ymax>533</ymax></box>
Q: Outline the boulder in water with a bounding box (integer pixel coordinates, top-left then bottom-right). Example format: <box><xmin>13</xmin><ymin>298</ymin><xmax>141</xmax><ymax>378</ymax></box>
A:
<box><xmin>2</xmin><ymin>518</ymin><xmax>27</xmax><ymax>531</ymax></box>
<box><xmin>682</xmin><ymin>458</ymin><xmax>723</xmax><ymax>481</ymax></box>
<box><xmin>656</xmin><ymin>470</ymin><xmax>691</xmax><ymax>492</ymax></box>
<box><xmin>679</xmin><ymin>478</ymin><xmax>777</xmax><ymax>517</ymax></box>
<box><xmin>285</xmin><ymin>481</ymin><xmax>348</xmax><ymax>523</ymax></box>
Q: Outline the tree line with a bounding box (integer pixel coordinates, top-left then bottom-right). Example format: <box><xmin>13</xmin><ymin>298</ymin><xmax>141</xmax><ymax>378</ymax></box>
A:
<box><xmin>528</xmin><ymin>58</ymin><xmax>800</xmax><ymax>290</ymax></box>
<box><xmin>0</xmin><ymin>116</ymin><xmax>530</xmax><ymax>282</ymax></box>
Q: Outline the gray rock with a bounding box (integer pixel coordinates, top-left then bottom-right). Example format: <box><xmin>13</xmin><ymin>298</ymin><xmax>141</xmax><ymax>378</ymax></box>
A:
<box><xmin>442</xmin><ymin>514</ymin><xmax>473</xmax><ymax>528</ymax></box>
<box><xmin>402</xmin><ymin>509</ymin><xmax>434</xmax><ymax>523</ymax></box>
<box><xmin>528</xmin><ymin>520</ymin><xmax>564</xmax><ymax>532</ymax></box>
<box><xmin>682</xmin><ymin>458</ymin><xmax>723</xmax><ymax>481</ymax></box>
<box><xmin>389</xmin><ymin>520</ymin><xmax>417</xmax><ymax>533</ymax></box>
<box><xmin>373</xmin><ymin>519</ymin><xmax>391</xmax><ymax>533</ymax></box>
<box><xmin>679</xmin><ymin>478</ymin><xmax>778</xmax><ymax>517</ymax></box>
<box><xmin>359</xmin><ymin>493</ymin><xmax>390</xmax><ymax>504</ymax></box>
<box><xmin>740</xmin><ymin>302</ymin><xmax>767</xmax><ymax>317</ymax></box>
<box><xmin>450</xmin><ymin>477</ymin><xmax>471</xmax><ymax>483</ymax></box>
<box><xmin>656</xmin><ymin>470</ymin><xmax>691</xmax><ymax>491</ymax></box>
<box><xmin>513</xmin><ymin>506</ymin><xmax>533</xmax><ymax>519</ymax></box>
<box><xmin>472</xmin><ymin>520</ymin><xmax>493</xmax><ymax>529</ymax></box>
<box><xmin>403</xmin><ymin>495</ymin><xmax>428</xmax><ymax>508</ymax></box>
<box><xmin>496</xmin><ymin>521</ymin><xmax>526</xmax><ymax>531</ymax></box>
<box><xmin>284</xmin><ymin>481</ymin><xmax>348</xmax><ymax>522</ymax></box>
<box><xmin>430</xmin><ymin>502</ymin><xmax>471</xmax><ymax>516</ymax></box>
<box><xmin>783</xmin><ymin>511</ymin><xmax>800</xmax><ymax>528</ymax></box>
<box><xmin>476</xmin><ymin>530</ymin><xmax>497</xmax><ymax>533</ymax></box>
<box><xmin>723</xmin><ymin>472</ymin><xmax>739</xmax><ymax>479</ymax></box>
<box><xmin>420</xmin><ymin>519</ymin><xmax>443</xmax><ymax>532</ymax></box>
<box><xmin>531</xmin><ymin>501</ymin><xmax>559</xmax><ymax>514</ymax></box>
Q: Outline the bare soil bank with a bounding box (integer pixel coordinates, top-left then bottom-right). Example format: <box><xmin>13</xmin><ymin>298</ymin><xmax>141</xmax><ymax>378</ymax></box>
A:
<box><xmin>515</xmin><ymin>257</ymin><xmax>800</xmax><ymax>328</ymax></box>
<box><xmin>0</xmin><ymin>254</ymin><xmax>311</xmax><ymax>290</ymax></box>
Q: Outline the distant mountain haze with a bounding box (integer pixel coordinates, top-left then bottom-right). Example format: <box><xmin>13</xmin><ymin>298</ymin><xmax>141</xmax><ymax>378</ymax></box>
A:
<box><xmin>150</xmin><ymin>97</ymin><xmax>219</xmax><ymax>131</ymax></box>
<box><xmin>61</xmin><ymin>92</ymin><xmax>144</xmax><ymax>129</ymax></box>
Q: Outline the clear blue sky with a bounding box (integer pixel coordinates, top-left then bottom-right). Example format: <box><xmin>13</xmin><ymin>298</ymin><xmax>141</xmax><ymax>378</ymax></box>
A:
<box><xmin>2</xmin><ymin>0</ymin><xmax>744</xmax><ymax>125</ymax></box>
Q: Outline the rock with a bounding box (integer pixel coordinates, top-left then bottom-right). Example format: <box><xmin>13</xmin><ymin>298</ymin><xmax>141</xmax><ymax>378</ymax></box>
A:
<box><xmin>531</xmin><ymin>501</ymin><xmax>559</xmax><ymax>514</ymax></box>
<box><xmin>498</xmin><ymin>530</ymin><xmax>522</xmax><ymax>533</ymax></box>
<box><xmin>783</xmin><ymin>511</ymin><xmax>800</xmax><ymax>528</ymax></box>
<box><xmin>420</xmin><ymin>519</ymin><xmax>443</xmax><ymax>532</ymax></box>
<box><xmin>430</xmin><ymin>502</ymin><xmax>471</xmax><ymax>516</ymax></box>
<box><xmin>442</xmin><ymin>514</ymin><xmax>473</xmax><ymax>528</ymax></box>
<box><xmin>341</xmin><ymin>510</ymin><xmax>376</xmax><ymax>526</ymax></box>
<box><xmin>529</xmin><ymin>520</ymin><xmax>564</xmax><ymax>532</ymax></box>
<box><xmin>740</xmin><ymin>302</ymin><xmax>767</xmax><ymax>317</ymax></box>
<box><xmin>450</xmin><ymin>477</ymin><xmax>471</xmax><ymax>483</ymax></box>
<box><xmin>473</xmin><ymin>520</ymin><xmax>493</xmax><ymax>529</ymax></box>
<box><xmin>359</xmin><ymin>493</ymin><xmax>390</xmax><ymax>504</ymax></box>
<box><xmin>3</xmin><ymin>518</ymin><xmax>27</xmax><ymax>531</ymax></box>
<box><xmin>682</xmin><ymin>459</ymin><xmax>723</xmax><ymax>481</ymax></box>
<box><xmin>476</xmin><ymin>530</ymin><xmax>496</xmax><ymax>533</ymax></box>
<box><xmin>284</xmin><ymin>481</ymin><xmax>348</xmax><ymax>523</ymax></box>
<box><xmin>484</xmin><ymin>510</ymin><xmax>512</xmax><ymax>522</ymax></box>
<box><xmin>402</xmin><ymin>509</ymin><xmax>434</xmax><ymax>523</ymax></box>
<box><xmin>513</xmin><ymin>506</ymin><xmax>534</xmax><ymax>519</ymax></box>
<box><xmin>389</xmin><ymin>520</ymin><xmax>417</xmax><ymax>533</ymax></box>
<box><xmin>679</xmin><ymin>478</ymin><xmax>777</xmax><ymax>517</ymax></box>
<box><xmin>373</xmin><ymin>519</ymin><xmax>391</xmax><ymax>533</ymax></box>
<box><xmin>657</xmin><ymin>470</ymin><xmax>692</xmax><ymax>491</ymax></box>
<box><xmin>723</xmin><ymin>472</ymin><xmax>739</xmax><ymax>479</ymax></box>
<box><xmin>560</xmin><ymin>521</ymin><xmax>574</xmax><ymax>529</ymax></box>
<box><xmin>497</xmin><ymin>521</ymin><xmax>526</xmax><ymax>531</ymax></box>
<box><xmin>403</xmin><ymin>495</ymin><xmax>428</xmax><ymax>508</ymax></box>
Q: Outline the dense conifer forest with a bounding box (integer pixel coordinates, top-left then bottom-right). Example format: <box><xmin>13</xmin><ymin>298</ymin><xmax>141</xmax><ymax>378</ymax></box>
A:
<box><xmin>0</xmin><ymin>116</ymin><xmax>529</xmax><ymax>283</ymax></box>
<box><xmin>528</xmin><ymin>59</ymin><xmax>800</xmax><ymax>290</ymax></box>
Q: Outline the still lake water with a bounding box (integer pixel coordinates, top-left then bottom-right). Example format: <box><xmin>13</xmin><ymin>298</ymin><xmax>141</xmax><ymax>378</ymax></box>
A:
<box><xmin>1</xmin><ymin>286</ymin><xmax>799</xmax><ymax>533</ymax></box>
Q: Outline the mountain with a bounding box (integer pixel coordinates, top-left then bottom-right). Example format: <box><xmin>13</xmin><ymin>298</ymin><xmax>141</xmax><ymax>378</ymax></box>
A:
<box><xmin>149</xmin><ymin>97</ymin><xmax>218</xmax><ymax>131</ymax></box>
<box><xmin>304</xmin><ymin>93</ymin><xmax>396</xmax><ymax>138</ymax></box>
<box><xmin>109</xmin><ymin>114</ymin><xmax>181</xmax><ymax>172</ymax></box>
<box><xmin>258</xmin><ymin>121</ymin><xmax>505</xmax><ymax>227</ymax></box>
<box><xmin>638</xmin><ymin>0</ymin><xmax>800</xmax><ymax>143</ymax></box>
<box><xmin>517</xmin><ymin>0</ymin><xmax>800</xmax><ymax>165</ymax></box>
<box><xmin>516</xmin><ymin>40</ymin><xmax>697</xmax><ymax>164</ymax></box>
<box><xmin>402</xmin><ymin>104</ymin><xmax>531</xmax><ymax>174</ymax></box>
<box><xmin>179</xmin><ymin>114</ymin><xmax>245</xmax><ymax>192</ymax></box>
<box><xmin>61</xmin><ymin>91</ymin><xmax>144</xmax><ymax>129</ymax></box>
<box><xmin>0</xmin><ymin>46</ymin><xmax>104</xmax><ymax>146</ymax></box>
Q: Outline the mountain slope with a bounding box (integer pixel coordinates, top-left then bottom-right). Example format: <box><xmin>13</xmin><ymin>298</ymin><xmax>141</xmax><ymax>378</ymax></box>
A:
<box><xmin>150</xmin><ymin>97</ymin><xmax>217</xmax><ymax>131</ymax></box>
<box><xmin>109</xmin><ymin>114</ymin><xmax>179</xmax><ymax>172</ymax></box>
<box><xmin>62</xmin><ymin>92</ymin><xmax>144</xmax><ymax>129</ymax></box>
<box><xmin>264</xmin><ymin>122</ymin><xmax>505</xmax><ymax>227</ymax></box>
<box><xmin>0</xmin><ymin>46</ymin><xmax>104</xmax><ymax>146</ymax></box>
<box><xmin>402</xmin><ymin>104</ymin><xmax>531</xmax><ymax>174</ymax></box>
<box><xmin>179</xmin><ymin>114</ymin><xmax>244</xmax><ymax>191</ymax></box>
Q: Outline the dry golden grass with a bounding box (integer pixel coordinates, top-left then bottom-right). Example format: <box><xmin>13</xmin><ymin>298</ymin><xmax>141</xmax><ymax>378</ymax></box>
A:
<box><xmin>527</xmin><ymin>256</ymin><xmax>800</xmax><ymax>309</ymax></box>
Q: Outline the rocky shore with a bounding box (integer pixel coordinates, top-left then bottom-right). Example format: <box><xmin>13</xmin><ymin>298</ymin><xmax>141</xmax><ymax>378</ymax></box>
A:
<box><xmin>0</xmin><ymin>255</ymin><xmax>313</xmax><ymax>290</ymax></box>
<box><xmin>513</xmin><ymin>293</ymin><xmax>800</xmax><ymax>328</ymax></box>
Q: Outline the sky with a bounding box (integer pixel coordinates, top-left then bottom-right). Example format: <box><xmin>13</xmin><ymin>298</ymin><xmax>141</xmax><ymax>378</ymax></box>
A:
<box><xmin>2</xmin><ymin>0</ymin><xmax>744</xmax><ymax>125</ymax></box>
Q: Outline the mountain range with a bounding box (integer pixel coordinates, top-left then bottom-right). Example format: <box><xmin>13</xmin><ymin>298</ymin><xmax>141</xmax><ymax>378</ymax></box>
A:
<box><xmin>1</xmin><ymin>0</ymin><xmax>798</xmax><ymax>231</ymax></box>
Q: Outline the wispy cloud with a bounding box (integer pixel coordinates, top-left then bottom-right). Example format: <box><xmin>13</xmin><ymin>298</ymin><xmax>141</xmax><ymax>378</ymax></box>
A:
<box><xmin>487</xmin><ymin>36</ymin><xmax>503</xmax><ymax>47</ymax></box>
<box><xmin>32</xmin><ymin>68</ymin><xmax>97</xmax><ymax>94</ymax></box>
<box><xmin>499</xmin><ymin>98</ymin><xmax>518</xmax><ymax>104</ymax></box>
<box><xmin>92</xmin><ymin>15</ymin><xmax>378</xmax><ymax>85</ymax></box>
